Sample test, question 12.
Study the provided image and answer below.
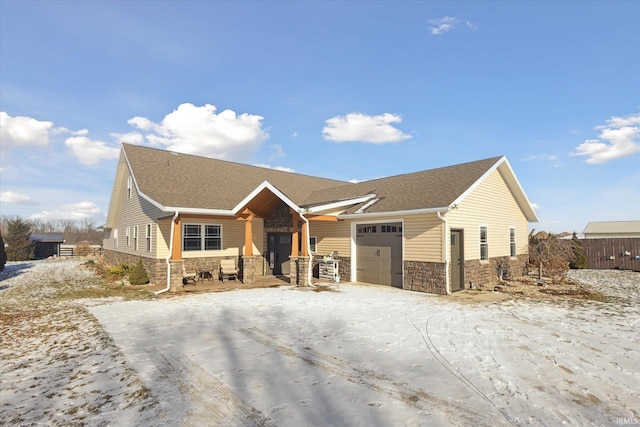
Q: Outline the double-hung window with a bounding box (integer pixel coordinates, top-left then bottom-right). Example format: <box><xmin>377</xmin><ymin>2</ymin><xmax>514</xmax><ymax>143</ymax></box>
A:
<box><xmin>114</xmin><ymin>229</ymin><xmax>118</xmax><ymax>248</ymax></box>
<box><xmin>480</xmin><ymin>226</ymin><xmax>488</xmax><ymax>261</ymax></box>
<box><xmin>133</xmin><ymin>225</ymin><xmax>138</xmax><ymax>251</ymax></box>
<box><xmin>183</xmin><ymin>224</ymin><xmax>222</xmax><ymax>251</ymax></box>
<box><xmin>509</xmin><ymin>227</ymin><xmax>516</xmax><ymax>258</ymax></box>
<box><xmin>126</xmin><ymin>227</ymin><xmax>130</xmax><ymax>247</ymax></box>
<box><xmin>146</xmin><ymin>224</ymin><xmax>152</xmax><ymax>252</ymax></box>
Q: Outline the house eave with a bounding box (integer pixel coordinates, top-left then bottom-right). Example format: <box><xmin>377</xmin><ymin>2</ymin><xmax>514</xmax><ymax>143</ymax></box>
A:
<box><xmin>339</xmin><ymin>206</ymin><xmax>450</xmax><ymax>219</ymax></box>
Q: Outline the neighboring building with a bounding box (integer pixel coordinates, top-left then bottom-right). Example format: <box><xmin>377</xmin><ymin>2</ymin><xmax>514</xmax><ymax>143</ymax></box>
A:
<box><xmin>30</xmin><ymin>233</ymin><xmax>64</xmax><ymax>259</ymax></box>
<box><xmin>103</xmin><ymin>144</ymin><xmax>539</xmax><ymax>294</ymax></box>
<box><xmin>583</xmin><ymin>221</ymin><xmax>640</xmax><ymax>239</ymax></box>
<box><xmin>581</xmin><ymin>221</ymin><xmax>640</xmax><ymax>270</ymax></box>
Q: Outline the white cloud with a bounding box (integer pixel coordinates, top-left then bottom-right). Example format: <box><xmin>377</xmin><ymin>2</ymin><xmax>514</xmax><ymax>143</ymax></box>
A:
<box><xmin>128</xmin><ymin>103</ymin><xmax>270</xmax><ymax>161</ymax></box>
<box><xmin>112</xmin><ymin>131</ymin><xmax>144</xmax><ymax>145</ymax></box>
<box><xmin>531</xmin><ymin>202</ymin><xmax>542</xmax><ymax>211</ymax></box>
<box><xmin>253</xmin><ymin>163</ymin><xmax>295</xmax><ymax>173</ymax></box>
<box><xmin>571</xmin><ymin>113</ymin><xmax>640</xmax><ymax>164</ymax></box>
<box><xmin>270</xmin><ymin>144</ymin><xmax>286</xmax><ymax>160</ymax></box>
<box><xmin>322</xmin><ymin>112</ymin><xmax>411</xmax><ymax>144</ymax></box>
<box><xmin>426</xmin><ymin>16</ymin><xmax>477</xmax><ymax>35</ymax></box>
<box><xmin>29</xmin><ymin>201</ymin><xmax>101</xmax><ymax>221</ymax></box>
<box><xmin>65</xmin><ymin>136</ymin><xmax>120</xmax><ymax>166</ymax></box>
<box><xmin>522</xmin><ymin>154</ymin><xmax>561</xmax><ymax>167</ymax></box>
<box><xmin>0</xmin><ymin>112</ymin><xmax>54</xmax><ymax>151</ymax></box>
<box><xmin>0</xmin><ymin>191</ymin><xmax>38</xmax><ymax>206</ymax></box>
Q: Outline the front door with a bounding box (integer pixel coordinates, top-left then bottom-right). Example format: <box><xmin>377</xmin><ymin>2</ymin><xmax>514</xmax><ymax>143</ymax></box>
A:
<box><xmin>450</xmin><ymin>230</ymin><xmax>465</xmax><ymax>291</ymax></box>
<box><xmin>268</xmin><ymin>233</ymin><xmax>291</xmax><ymax>275</ymax></box>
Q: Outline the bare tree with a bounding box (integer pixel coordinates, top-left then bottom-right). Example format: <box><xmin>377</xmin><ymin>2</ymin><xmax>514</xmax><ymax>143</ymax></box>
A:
<box><xmin>528</xmin><ymin>230</ymin><xmax>577</xmax><ymax>283</ymax></box>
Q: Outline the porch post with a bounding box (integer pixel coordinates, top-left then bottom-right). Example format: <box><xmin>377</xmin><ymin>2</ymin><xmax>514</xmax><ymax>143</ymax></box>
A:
<box><xmin>290</xmin><ymin>209</ymin><xmax>299</xmax><ymax>257</ymax></box>
<box><xmin>244</xmin><ymin>213</ymin><xmax>254</xmax><ymax>256</ymax></box>
<box><xmin>171</xmin><ymin>215</ymin><xmax>182</xmax><ymax>260</ymax></box>
<box><xmin>301</xmin><ymin>218</ymin><xmax>309</xmax><ymax>256</ymax></box>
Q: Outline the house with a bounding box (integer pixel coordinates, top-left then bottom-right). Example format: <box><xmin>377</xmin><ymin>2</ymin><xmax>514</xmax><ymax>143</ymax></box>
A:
<box><xmin>103</xmin><ymin>143</ymin><xmax>538</xmax><ymax>294</ymax></box>
<box><xmin>580</xmin><ymin>221</ymin><xmax>640</xmax><ymax>270</ymax></box>
<box><xmin>30</xmin><ymin>233</ymin><xmax>64</xmax><ymax>259</ymax></box>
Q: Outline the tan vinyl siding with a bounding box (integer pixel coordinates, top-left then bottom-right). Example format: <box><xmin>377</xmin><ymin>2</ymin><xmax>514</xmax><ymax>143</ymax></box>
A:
<box><xmin>446</xmin><ymin>169</ymin><xmax>529</xmax><ymax>261</ymax></box>
<box><xmin>106</xmin><ymin>172</ymin><xmax>165</xmax><ymax>258</ymax></box>
<box><xmin>404</xmin><ymin>214</ymin><xmax>444</xmax><ymax>262</ymax></box>
<box><xmin>179</xmin><ymin>217</ymin><xmax>263</xmax><ymax>259</ymax></box>
<box><xmin>310</xmin><ymin>220</ymin><xmax>351</xmax><ymax>257</ymax></box>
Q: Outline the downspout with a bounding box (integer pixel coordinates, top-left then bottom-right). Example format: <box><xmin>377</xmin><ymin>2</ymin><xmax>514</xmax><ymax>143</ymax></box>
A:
<box><xmin>154</xmin><ymin>211</ymin><xmax>179</xmax><ymax>297</ymax></box>
<box><xmin>437</xmin><ymin>211</ymin><xmax>451</xmax><ymax>295</ymax></box>
<box><xmin>300</xmin><ymin>213</ymin><xmax>312</xmax><ymax>286</ymax></box>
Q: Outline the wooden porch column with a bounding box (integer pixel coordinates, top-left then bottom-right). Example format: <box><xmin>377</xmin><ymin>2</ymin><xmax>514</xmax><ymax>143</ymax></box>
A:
<box><xmin>291</xmin><ymin>209</ymin><xmax>299</xmax><ymax>257</ymax></box>
<box><xmin>171</xmin><ymin>215</ymin><xmax>182</xmax><ymax>260</ymax></box>
<box><xmin>244</xmin><ymin>213</ymin><xmax>254</xmax><ymax>256</ymax></box>
<box><xmin>301</xmin><ymin>218</ymin><xmax>309</xmax><ymax>256</ymax></box>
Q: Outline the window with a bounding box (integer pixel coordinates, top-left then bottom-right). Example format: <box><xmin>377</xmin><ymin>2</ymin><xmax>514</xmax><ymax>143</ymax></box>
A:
<box><xmin>127</xmin><ymin>177</ymin><xmax>132</xmax><ymax>199</ymax></box>
<box><xmin>381</xmin><ymin>225</ymin><xmax>402</xmax><ymax>233</ymax></box>
<box><xmin>126</xmin><ymin>227</ymin><xmax>130</xmax><ymax>246</ymax></box>
<box><xmin>357</xmin><ymin>225</ymin><xmax>377</xmax><ymax>234</ymax></box>
<box><xmin>183</xmin><ymin>224</ymin><xmax>222</xmax><ymax>251</ymax></box>
<box><xmin>114</xmin><ymin>229</ymin><xmax>118</xmax><ymax>248</ymax></box>
<box><xmin>510</xmin><ymin>227</ymin><xmax>516</xmax><ymax>258</ymax></box>
<box><xmin>146</xmin><ymin>224</ymin><xmax>152</xmax><ymax>252</ymax></box>
<box><xmin>480</xmin><ymin>226</ymin><xmax>488</xmax><ymax>261</ymax></box>
<box><xmin>310</xmin><ymin>236</ymin><xmax>317</xmax><ymax>253</ymax></box>
<box><xmin>133</xmin><ymin>225</ymin><xmax>138</xmax><ymax>251</ymax></box>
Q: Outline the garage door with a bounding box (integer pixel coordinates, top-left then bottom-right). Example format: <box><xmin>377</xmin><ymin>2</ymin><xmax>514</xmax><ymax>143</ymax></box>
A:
<box><xmin>356</xmin><ymin>222</ymin><xmax>403</xmax><ymax>288</ymax></box>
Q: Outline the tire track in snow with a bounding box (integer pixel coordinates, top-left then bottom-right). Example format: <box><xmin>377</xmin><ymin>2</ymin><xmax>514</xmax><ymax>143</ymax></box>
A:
<box><xmin>238</xmin><ymin>326</ymin><xmax>504</xmax><ymax>427</ymax></box>
<box><xmin>145</xmin><ymin>346</ymin><xmax>275</xmax><ymax>427</ymax></box>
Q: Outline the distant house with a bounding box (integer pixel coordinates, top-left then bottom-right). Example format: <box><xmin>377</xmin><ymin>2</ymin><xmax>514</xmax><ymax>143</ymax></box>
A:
<box><xmin>103</xmin><ymin>144</ymin><xmax>538</xmax><ymax>294</ymax></box>
<box><xmin>580</xmin><ymin>221</ymin><xmax>640</xmax><ymax>271</ymax></box>
<box><xmin>30</xmin><ymin>233</ymin><xmax>64</xmax><ymax>259</ymax></box>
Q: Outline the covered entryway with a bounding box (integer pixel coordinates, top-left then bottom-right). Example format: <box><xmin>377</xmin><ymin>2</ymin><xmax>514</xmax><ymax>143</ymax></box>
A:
<box><xmin>450</xmin><ymin>229</ymin><xmax>465</xmax><ymax>291</ymax></box>
<box><xmin>356</xmin><ymin>222</ymin><xmax>403</xmax><ymax>288</ymax></box>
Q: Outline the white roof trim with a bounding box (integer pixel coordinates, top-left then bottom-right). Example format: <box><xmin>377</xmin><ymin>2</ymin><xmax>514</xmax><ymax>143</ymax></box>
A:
<box><xmin>232</xmin><ymin>180</ymin><xmax>302</xmax><ymax>214</ymax></box>
<box><xmin>304</xmin><ymin>194</ymin><xmax>377</xmax><ymax>214</ymax></box>
<box><xmin>339</xmin><ymin>206</ymin><xmax>449</xmax><ymax>219</ymax></box>
<box><xmin>354</xmin><ymin>197</ymin><xmax>380</xmax><ymax>214</ymax></box>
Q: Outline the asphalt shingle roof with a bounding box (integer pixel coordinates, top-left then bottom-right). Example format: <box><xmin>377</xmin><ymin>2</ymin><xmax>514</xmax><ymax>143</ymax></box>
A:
<box><xmin>123</xmin><ymin>144</ymin><xmax>502</xmax><ymax>214</ymax></box>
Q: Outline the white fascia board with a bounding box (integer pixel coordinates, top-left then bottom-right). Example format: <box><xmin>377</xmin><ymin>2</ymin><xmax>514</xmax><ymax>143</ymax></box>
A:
<box><xmin>339</xmin><ymin>206</ymin><xmax>450</xmax><ymax>219</ymax></box>
<box><xmin>450</xmin><ymin>156</ymin><xmax>504</xmax><ymax>209</ymax></box>
<box><xmin>232</xmin><ymin>180</ymin><xmax>302</xmax><ymax>214</ymax></box>
<box><xmin>498</xmin><ymin>157</ymin><xmax>539</xmax><ymax>222</ymax></box>
<box><xmin>304</xmin><ymin>194</ymin><xmax>377</xmax><ymax>214</ymax></box>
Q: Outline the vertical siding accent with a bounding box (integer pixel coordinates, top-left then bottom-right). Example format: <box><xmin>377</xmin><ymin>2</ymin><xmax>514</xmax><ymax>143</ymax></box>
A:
<box><xmin>446</xmin><ymin>169</ymin><xmax>529</xmax><ymax>261</ymax></box>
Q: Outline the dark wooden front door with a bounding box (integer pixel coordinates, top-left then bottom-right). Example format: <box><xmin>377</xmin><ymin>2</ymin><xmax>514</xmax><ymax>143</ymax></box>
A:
<box><xmin>268</xmin><ymin>233</ymin><xmax>291</xmax><ymax>275</ymax></box>
<box><xmin>450</xmin><ymin>230</ymin><xmax>465</xmax><ymax>291</ymax></box>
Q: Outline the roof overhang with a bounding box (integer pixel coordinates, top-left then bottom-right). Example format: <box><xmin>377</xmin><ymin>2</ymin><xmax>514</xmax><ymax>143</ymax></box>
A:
<box><xmin>339</xmin><ymin>206</ymin><xmax>450</xmax><ymax>219</ymax></box>
<box><xmin>302</xmin><ymin>194</ymin><xmax>377</xmax><ymax>214</ymax></box>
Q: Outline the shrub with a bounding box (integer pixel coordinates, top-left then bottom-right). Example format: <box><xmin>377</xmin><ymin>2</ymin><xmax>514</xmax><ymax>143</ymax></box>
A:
<box><xmin>75</xmin><ymin>241</ymin><xmax>91</xmax><ymax>256</ymax></box>
<box><xmin>569</xmin><ymin>232</ymin><xmax>587</xmax><ymax>269</ymax></box>
<box><xmin>129</xmin><ymin>258</ymin><xmax>149</xmax><ymax>286</ymax></box>
<box><xmin>107</xmin><ymin>263</ymin><xmax>132</xmax><ymax>279</ymax></box>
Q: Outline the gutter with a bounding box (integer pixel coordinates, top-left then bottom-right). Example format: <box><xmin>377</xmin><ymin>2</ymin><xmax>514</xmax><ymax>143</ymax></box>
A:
<box><xmin>437</xmin><ymin>211</ymin><xmax>451</xmax><ymax>295</ymax></box>
<box><xmin>300</xmin><ymin>213</ymin><xmax>313</xmax><ymax>286</ymax></box>
<box><xmin>154</xmin><ymin>211</ymin><xmax>179</xmax><ymax>297</ymax></box>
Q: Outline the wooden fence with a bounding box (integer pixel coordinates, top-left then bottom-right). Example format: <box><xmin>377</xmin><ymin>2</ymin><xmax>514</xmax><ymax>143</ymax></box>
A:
<box><xmin>581</xmin><ymin>238</ymin><xmax>640</xmax><ymax>271</ymax></box>
<box><xmin>59</xmin><ymin>245</ymin><xmax>103</xmax><ymax>257</ymax></box>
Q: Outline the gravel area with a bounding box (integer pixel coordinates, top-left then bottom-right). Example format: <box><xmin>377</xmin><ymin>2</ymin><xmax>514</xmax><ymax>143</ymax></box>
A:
<box><xmin>1</xmin><ymin>259</ymin><xmax>638</xmax><ymax>426</ymax></box>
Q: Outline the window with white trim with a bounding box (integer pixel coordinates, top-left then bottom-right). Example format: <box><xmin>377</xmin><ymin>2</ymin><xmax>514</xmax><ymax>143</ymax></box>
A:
<box><xmin>133</xmin><ymin>225</ymin><xmax>138</xmax><ymax>251</ymax></box>
<box><xmin>114</xmin><ymin>228</ymin><xmax>118</xmax><ymax>248</ymax></box>
<box><xmin>127</xmin><ymin>176</ymin><xmax>132</xmax><ymax>199</ymax></box>
<box><xmin>146</xmin><ymin>224</ymin><xmax>152</xmax><ymax>252</ymax></box>
<box><xmin>310</xmin><ymin>236</ymin><xmax>317</xmax><ymax>253</ymax></box>
<box><xmin>183</xmin><ymin>224</ymin><xmax>222</xmax><ymax>251</ymax></box>
<box><xmin>480</xmin><ymin>226</ymin><xmax>488</xmax><ymax>261</ymax></box>
<box><xmin>510</xmin><ymin>227</ymin><xmax>516</xmax><ymax>258</ymax></box>
<box><xmin>126</xmin><ymin>227</ymin><xmax>130</xmax><ymax>246</ymax></box>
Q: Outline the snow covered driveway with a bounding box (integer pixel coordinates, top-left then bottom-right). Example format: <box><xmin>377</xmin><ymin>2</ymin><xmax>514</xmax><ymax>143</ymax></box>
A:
<box><xmin>88</xmin><ymin>271</ymin><xmax>640</xmax><ymax>427</ymax></box>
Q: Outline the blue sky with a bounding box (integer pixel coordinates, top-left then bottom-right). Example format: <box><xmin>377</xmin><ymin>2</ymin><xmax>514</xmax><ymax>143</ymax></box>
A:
<box><xmin>1</xmin><ymin>0</ymin><xmax>639</xmax><ymax>234</ymax></box>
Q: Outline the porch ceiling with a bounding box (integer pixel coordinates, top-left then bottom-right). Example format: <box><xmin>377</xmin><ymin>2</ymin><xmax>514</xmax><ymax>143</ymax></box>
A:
<box><xmin>237</xmin><ymin>187</ymin><xmax>286</xmax><ymax>218</ymax></box>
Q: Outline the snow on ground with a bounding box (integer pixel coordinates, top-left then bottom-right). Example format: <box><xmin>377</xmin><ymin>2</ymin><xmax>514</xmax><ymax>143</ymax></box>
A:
<box><xmin>1</xmin><ymin>260</ymin><xmax>639</xmax><ymax>426</ymax></box>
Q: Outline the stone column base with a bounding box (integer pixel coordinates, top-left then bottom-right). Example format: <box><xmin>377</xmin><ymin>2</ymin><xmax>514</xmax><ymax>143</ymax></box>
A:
<box><xmin>290</xmin><ymin>256</ymin><xmax>310</xmax><ymax>286</ymax></box>
<box><xmin>242</xmin><ymin>256</ymin><xmax>256</xmax><ymax>284</ymax></box>
<box><xmin>169</xmin><ymin>259</ymin><xmax>185</xmax><ymax>293</ymax></box>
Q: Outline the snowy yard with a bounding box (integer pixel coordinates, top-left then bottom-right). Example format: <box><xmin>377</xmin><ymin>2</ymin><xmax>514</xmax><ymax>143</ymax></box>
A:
<box><xmin>1</xmin><ymin>260</ymin><xmax>639</xmax><ymax>426</ymax></box>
